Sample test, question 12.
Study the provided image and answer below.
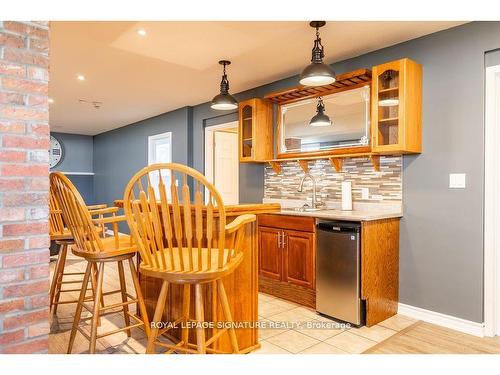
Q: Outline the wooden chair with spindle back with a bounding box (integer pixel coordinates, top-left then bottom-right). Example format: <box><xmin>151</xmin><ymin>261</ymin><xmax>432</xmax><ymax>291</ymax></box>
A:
<box><xmin>123</xmin><ymin>163</ymin><xmax>256</xmax><ymax>354</ymax></box>
<box><xmin>50</xmin><ymin>172</ymin><xmax>150</xmax><ymax>354</ymax></box>
<box><xmin>49</xmin><ymin>182</ymin><xmax>107</xmax><ymax>315</ymax></box>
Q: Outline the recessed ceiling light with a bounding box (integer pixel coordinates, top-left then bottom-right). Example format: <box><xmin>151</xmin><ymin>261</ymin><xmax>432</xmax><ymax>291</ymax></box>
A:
<box><xmin>137</xmin><ymin>29</ymin><xmax>147</xmax><ymax>36</ymax></box>
<box><xmin>48</xmin><ymin>98</ymin><xmax>54</xmax><ymax>104</ymax></box>
<box><xmin>77</xmin><ymin>74</ymin><xmax>85</xmax><ymax>81</ymax></box>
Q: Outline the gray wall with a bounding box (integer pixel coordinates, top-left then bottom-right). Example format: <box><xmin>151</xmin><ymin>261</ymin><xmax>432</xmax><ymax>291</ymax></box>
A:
<box><xmin>92</xmin><ymin>22</ymin><xmax>500</xmax><ymax>322</ymax></box>
<box><xmin>93</xmin><ymin>107</ymin><xmax>191</xmax><ymax>210</ymax></box>
<box><xmin>50</xmin><ymin>132</ymin><xmax>94</xmax><ymax>203</ymax></box>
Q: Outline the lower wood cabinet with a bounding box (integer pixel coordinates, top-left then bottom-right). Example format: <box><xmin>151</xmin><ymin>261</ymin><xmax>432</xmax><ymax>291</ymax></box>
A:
<box><xmin>258</xmin><ymin>214</ymin><xmax>316</xmax><ymax>307</ymax></box>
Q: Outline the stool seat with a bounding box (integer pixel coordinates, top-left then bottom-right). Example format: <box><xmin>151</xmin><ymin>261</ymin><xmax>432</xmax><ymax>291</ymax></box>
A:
<box><xmin>71</xmin><ymin>234</ymin><xmax>137</xmax><ymax>260</ymax></box>
<box><xmin>139</xmin><ymin>248</ymin><xmax>243</xmax><ymax>284</ymax></box>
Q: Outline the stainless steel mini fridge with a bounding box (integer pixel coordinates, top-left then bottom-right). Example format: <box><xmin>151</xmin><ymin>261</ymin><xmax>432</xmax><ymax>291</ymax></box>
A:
<box><xmin>316</xmin><ymin>220</ymin><xmax>364</xmax><ymax>326</ymax></box>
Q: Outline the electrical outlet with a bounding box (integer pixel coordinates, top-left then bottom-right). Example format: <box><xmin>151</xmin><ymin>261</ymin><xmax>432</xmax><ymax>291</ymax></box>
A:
<box><xmin>449</xmin><ymin>173</ymin><xmax>466</xmax><ymax>189</ymax></box>
<box><xmin>361</xmin><ymin>187</ymin><xmax>369</xmax><ymax>200</ymax></box>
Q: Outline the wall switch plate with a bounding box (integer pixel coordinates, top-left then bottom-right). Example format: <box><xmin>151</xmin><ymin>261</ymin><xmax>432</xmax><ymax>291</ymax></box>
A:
<box><xmin>449</xmin><ymin>173</ymin><xmax>466</xmax><ymax>189</ymax></box>
<box><xmin>361</xmin><ymin>187</ymin><xmax>369</xmax><ymax>199</ymax></box>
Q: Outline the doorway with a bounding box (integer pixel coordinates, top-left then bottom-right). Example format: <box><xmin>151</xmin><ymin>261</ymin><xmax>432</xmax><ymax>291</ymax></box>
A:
<box><xmin>484</xmin><ymin>63</ymin><xmax>500</xmax><ymax>337</ymax></box>
<box><xmin>204</xmin><ymin>121</ymin><xmax>239</xmax><ymax>205</ymax></box>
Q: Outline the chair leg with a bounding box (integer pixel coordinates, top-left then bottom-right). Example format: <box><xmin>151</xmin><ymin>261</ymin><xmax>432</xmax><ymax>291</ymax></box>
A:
<box><xmin>49</xmin><ymin>242</ymin><xmax>65</xmax><ymax>312</ymax></box>
<box><xmin>52</xmin><ymin>243</ymin><xmax>68</xmax><ymax>315</ymax></box>
<box><xmin>67</xmin><ymin>262</ymin><xmax>92</xmax><ymax>354</ymax></box>
<box><xmin>180</xmin><ymin>284</ymin><xmax>191</xmax><ymax>349</ymax></box>
<box><xmin>194</xmin><ymin>283</ymin><xmax>206</xmax><ymax>354</ymax></box>
<box><xmin>91</xmin><ymin>263</ymin><xmax>105</xmax><ymax>309</ymax></box>
<box><xmin>217</xmin><ymin>279</ymin><xmax>239</xmax><ymax>354</ymax></box>
<box><xmin>146</xmin><ymin>280</ymin><xmax>169</xmax><ymax>354</ymax></box>
<box><xmin>117</xmin><ymin>260</ymin><xmax>131</xmax><ymax>337</ymax></box>
<box><xmin>89</xmin><ymin>262</ymin><xmax>105</xmax><ymax>354</ymax></box>
<box><xmin>128</xmin><ymin>258</ymin><xmax>151</xmax><ymax>338</ymax></box>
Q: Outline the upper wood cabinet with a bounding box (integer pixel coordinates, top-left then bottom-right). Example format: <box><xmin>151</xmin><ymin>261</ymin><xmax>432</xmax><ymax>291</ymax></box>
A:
<box><xmin>238</xmin><ymin>98</ymin><xmax>273</xmax><ymax>162</ymax></box>
<box><xmin>371</xmin><ymin>58</ymin><xmax>422</xmax><ymax>154</ymax></box>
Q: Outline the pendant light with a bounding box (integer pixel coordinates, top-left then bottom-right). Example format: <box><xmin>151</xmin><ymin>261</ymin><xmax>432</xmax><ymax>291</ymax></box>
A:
<box><xmin>309</xmin><ymin>97</ymin><xmax>332</xmax><ymax>127</ymax></box>
<box><xmin>211</xmin><ymin>60</ymin><xmax>238</xmax><ymax>110</ymax></box>
<box><xmin>300</xmin><ymin>21</ymin><xmax>336</xmax><ymax>87</ymax></box>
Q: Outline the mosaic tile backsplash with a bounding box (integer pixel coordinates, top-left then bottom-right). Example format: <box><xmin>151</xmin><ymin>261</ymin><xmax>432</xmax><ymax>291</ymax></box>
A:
<box><xmin>264</xmin><ymin>156</ymin><xmax>402</xmax><ymax>205</ymax></box>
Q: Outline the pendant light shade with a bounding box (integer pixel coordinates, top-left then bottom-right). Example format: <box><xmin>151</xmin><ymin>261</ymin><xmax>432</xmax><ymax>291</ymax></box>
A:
<box><xmin>300</xmin><ymin>21</ymin><xmax>336</xmax><ymax>87</ymax></box>
<box><xmin>309</xmin><ymin>97</ymin><xmax>332</xmax><ymax>127</ymax></box>
<box><xmin>211</xmin><ymin>60</ymin><xmax>238</xmax><ymax>110</ymax></box>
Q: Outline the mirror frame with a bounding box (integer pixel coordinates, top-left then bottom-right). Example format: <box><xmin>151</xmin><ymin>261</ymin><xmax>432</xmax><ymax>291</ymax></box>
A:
<box><xmin>276</xmin><ymin>82</ymin><xmax>372</xmax><ymax>159</ymax></box>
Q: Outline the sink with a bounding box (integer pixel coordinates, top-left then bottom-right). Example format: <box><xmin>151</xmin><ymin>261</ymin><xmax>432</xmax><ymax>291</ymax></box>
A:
<box><xmin>283</xmin><ymin>207</ymin><xmax>322</xmax><ymax>213</ymax></box>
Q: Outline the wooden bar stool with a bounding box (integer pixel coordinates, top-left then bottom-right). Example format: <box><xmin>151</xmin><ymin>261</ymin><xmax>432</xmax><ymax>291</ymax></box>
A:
<box><xmin>48</xmin><ymin>184</ymin><xmax>107</xmax><ymax>315</ymax></box>
<box><xmin>123</xmin><ymin>163</ymin><xmax>255</xmax><ymax>354</ymax></box>
<box><xmin>50</xmin><ymin>172</ymin><xmax>151</xmax><ymax>354</ymax></box>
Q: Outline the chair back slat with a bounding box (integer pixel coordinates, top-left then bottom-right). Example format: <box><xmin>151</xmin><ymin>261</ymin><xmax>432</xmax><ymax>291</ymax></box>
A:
<box><xmin>194</xmin><ymin>181</ymin><xmax>203</xmax><ymax>271</ymax></box>
<box><xmin>49</xmin><ymin>188</ymin><xmax>66</xmax><ymax>236</ymax></box>
<box><xmin>158</xmin><ymin>176</ymin><xmax>175</xmax><ymax>268</ymax></box>
<box><xmin>123</xmin><ymin>163</ymin><xmax>230</xmax><ymax>275</ymax></box>
<box><xmin>170</xmin><ymin>179</ymin><xmax>185</xmax><ymax>271</ymax></box>
<box><xmin>50</xmin><ymin>172</ymin><xmax>104</xmax><ymax>253</ymax></box>
<box><xmin>182</xmin><ymin>175</ymin><xmax>194</xmax><ymax>271</ymax></box>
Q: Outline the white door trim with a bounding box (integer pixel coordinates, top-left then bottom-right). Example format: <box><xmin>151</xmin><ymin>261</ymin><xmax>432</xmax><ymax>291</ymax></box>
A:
<box><xmin>204</xmin><ymin>121</ymin><xmax>239</xmax><ymax>204</ymax></box>
<box><xmin>484</xmin><ymin>64</ymin><xmax>500</xmax><ymax>337</ymax></box>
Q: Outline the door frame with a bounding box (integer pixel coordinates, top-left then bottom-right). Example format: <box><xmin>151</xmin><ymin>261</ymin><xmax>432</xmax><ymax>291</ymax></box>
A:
<box><xmin>484</xmin><ymin>63</ymin><xmax>500</xmax><ymax>337</ymax></box>
<box><xmin>204</xmin><ymin>121</ymin><xmax>239</xmax><ymax>204</ymax></box>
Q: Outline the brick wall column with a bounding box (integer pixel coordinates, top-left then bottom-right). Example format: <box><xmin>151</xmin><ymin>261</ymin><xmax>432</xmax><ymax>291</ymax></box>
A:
<box><xmin>0</xmin><ymin>21</ymin><xmax>50</xmax><ymax>354</ymax></box>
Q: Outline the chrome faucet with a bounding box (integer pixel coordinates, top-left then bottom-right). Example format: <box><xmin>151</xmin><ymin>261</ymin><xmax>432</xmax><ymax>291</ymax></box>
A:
<box><xmin>298</xmin><ymin>173</ymin><xmax>317</xmax><ymax>209</ymax></box>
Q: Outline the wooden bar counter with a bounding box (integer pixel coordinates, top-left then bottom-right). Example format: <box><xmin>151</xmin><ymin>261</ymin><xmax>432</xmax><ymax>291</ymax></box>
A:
<box><xmin>114</xmin><ymin>201</ymin><xmax>280</xmax><ymax>353</ymax></box>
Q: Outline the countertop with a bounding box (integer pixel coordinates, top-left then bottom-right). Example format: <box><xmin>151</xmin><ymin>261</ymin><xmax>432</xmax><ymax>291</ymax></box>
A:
<box><xmin>275</xmin><ymin>208</ymin><xmax>402</xmax><ymax>222</ymax></box>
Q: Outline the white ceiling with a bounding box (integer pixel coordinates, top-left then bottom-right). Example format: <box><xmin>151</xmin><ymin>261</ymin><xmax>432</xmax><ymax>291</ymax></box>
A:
<box><xmin>49</xmin><ymin>21</ymin><xmax>465</xmax><ymax>135</ymax></box>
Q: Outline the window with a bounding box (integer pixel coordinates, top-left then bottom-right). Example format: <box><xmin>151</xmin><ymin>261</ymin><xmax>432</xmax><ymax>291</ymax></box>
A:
<box><xmin>148</xmin><ymin>132</ymin><xmax>172</xmax><ymax>197</ymax></box>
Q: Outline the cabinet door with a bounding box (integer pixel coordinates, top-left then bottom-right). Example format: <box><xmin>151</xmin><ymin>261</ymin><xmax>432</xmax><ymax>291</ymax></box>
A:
<box><xmin>258</xmin><ymin>226</ymin><xmax>282</xmax><ymax>280</ymax></box>
<box><xmin>283</xmin><ymin>230</ymin><xmax>315</xmax><ymax>289</ymax></box>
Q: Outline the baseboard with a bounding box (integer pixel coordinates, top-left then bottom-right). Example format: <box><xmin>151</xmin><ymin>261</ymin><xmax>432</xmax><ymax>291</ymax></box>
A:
<box><xmin>398</xmin><ymin>303</ymin><xmax>485</xmax><ymax>337</ymax></box>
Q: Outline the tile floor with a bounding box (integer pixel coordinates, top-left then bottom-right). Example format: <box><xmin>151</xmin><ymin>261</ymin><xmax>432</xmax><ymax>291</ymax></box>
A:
<box><xmin>49</xmin><ymin>253</ymin><xmax>417</xmax><ymax>354</ymax></box>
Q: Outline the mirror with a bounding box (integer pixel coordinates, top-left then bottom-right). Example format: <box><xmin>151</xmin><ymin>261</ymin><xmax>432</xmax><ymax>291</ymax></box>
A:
<box><xmin>279</xmin><ymin>85</ymin><xmax>370</xmax><ymax>155</ymax></box>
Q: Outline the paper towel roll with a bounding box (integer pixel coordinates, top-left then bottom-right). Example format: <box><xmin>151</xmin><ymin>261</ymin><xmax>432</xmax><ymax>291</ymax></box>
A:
<box><xmin>341</xmin><ymin>181</ymin><xmax>353</xmax><ymax>211</ymax></box>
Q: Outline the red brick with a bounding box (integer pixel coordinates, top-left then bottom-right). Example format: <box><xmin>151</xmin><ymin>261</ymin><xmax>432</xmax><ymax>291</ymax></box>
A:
<box><xmin>4</xmin><ymin>21</ymin><xmax>49</xmax><ymax>39</ymax></box>
<box><xmin>1</xmin><ymin>76</ymin><xmax>48</xmax><ymax>95</ymax></box>
<box><xmin>27</xmin><ymin>66</ymin><xmax>48</xmax><ymax>81</ymax></box>
<box><xmin>26</xmin><ymin>95</ymin><xmax>48</xmax><ymax>107</ymax></box>
<box><xmin>0</xmin><ymin>298</ymin><xmax>25</xmax><ymax>314</ymax></box>
<box><xmin>0</xmin><ymin>62</ymin><xmax>26</xmax><ymax>77</ymax></box>
<box><xmin>0</xmin><ymin>31</ymin><xmax>25</xmax><ymax>48</ymax></box>
<box><xmin>29</xmin><ymin>123</ymin><xmax>49</xmax><ymax>136</ymax></box>
<box><xmin>2</xmin><ymin>280</ymin><xmax>49</xmax><ymax>299</ymax></box>
<box><xmin>0</xmin><ymin>207</ymin><xmax>25</xmax><ymax>222</ymax></box>
<box><xmin>29</xmin><ymin>294</ymin><xmax>48</xmax><ymax>309</ymax></box>
<box><xmin>29</xmin><ymin>38</ymin><xmax>49</xmax><ymax>53</ymax></box>
<box><xmin>27</xmin><ymin>177</ymin><xmax>49</xmax><ymax>190</ymax></box>
<box><xmin>0</xmin><ymin>239</ymin><xmax>25</xmax><ymax>252</ymax></box>
<box><xmin>0</xmin><ymin>268</ymin><xmax>25</xmax><ymax>283</ymax></box>
<box><xmin>2</xmin><ymin>135</ymin><xmax>49</xmax><ymax>149</ymax></box>
<box><xmin>1</xmin><ymin>164</ymin><xmax>48</xmax><ymax>177</ymax></box>
<box><xmin>0</xmin><ymin>178</ymin><xmax>26</xmax><ymax>191</ymax></box>
<box><xmin>0</xmin><ymin>106</ymin><xmax>48</xmax><ymax>121</ymax></box>
<box><xmin>2</xmin><ymin>250</ymin><xmax>49</xmax><ymax>268</ymax></box>
<box><xmin>28</xmin><ymin>235</ymin><xmax>50</xmax><ymax>249</ymax></box>
<box><xmin>1</xmin><ymin>337</ymin><xmax>48</xmax><ymax>354</ymax></box>
<box><xmin>0</xmin><ymin>91</ymin><xmax>25</xmax><ymax>105</ymax></box>
<box><xmin>27</xmin><ymin>207</ymin><xmax>49</xmax><ymax>220</ymax></box>
<box><xmin>29</xmin><ymin>264</ymin><xmax>49</xmax><ymax>280</ymax></box>
<box><xmin>28</xmin><ymin>322</ymin><xmax>49</xmax><ymax>338</ymax></box>
<box><xmin>0</xmin><ymin>329</ymin><xmax>25</xmax><ymax>346</ymax></box>
<box><xmin>0</xmin><ymin>121</ymin><xmax>26</xmax><ymax>134</ymax></box>
<box><xmin>0</xmin><ymin>150</ymin><xmax>26</xmax><ymax>162</ymax></box>
<box><xmin>3</xmin><ymin>48</ymin><xmax>49</xmax><ymax>68</ymax></box>
<box><xmin>3</xmin><ymin>192</ymin><xmax>47</xmax><ymax>206</ymax></box>
<box><xmin>3</xmin><ymin>222</ymin><xmax>49</xmax><ymax>237</ymax></box>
